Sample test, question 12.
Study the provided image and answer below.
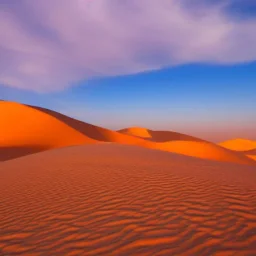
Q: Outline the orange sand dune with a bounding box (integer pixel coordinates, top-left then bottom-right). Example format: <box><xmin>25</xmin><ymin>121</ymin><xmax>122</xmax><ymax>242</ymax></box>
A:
<box><xmin>152</xmin><ymin>141</ymin><xmax>255</xmax><ymax>165</ymax></box>
<box><xmin>0</xmin><ymin>144</ymin><xmax>256</xmax><ymax>255</ymax></box>
<box><xmin>0</xmin><ymin>101</ymin><xmax>96</xmax><ymax>152</ymax></box>
<box><xmin>118</xmin><ymin>127</ymin><xmax>203</xmax><ymax>142</ymax></box>
<box><xmin>1</xmin><ymin>101</ymin><xmax>255</xmax><ymax>165</ymax></box>
<box><xmin>219</xmin><ymin>138</ymin><xmax>256</xmax><ymax>152</ymax></box>
<box><xmin>119</xmin><ymin>127</ymin><xmax>255</xmax><ymax>165</ymax></box>
<box><xmin>118</xmin><ymin>127</ymin><xmax>152</xmax><ymax>138</ymax></box>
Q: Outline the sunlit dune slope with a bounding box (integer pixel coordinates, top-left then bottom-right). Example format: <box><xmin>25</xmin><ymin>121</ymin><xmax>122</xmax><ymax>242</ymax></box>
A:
<box><xmin>153</xmin><ymin>141</ymin><xmax>255</xmax><ymax>165</ymax></box>
<box><xmin>219</xmin><ymin>138</ymin><xmax>256</xmax><ymax>151</ymax></box>
<box><xmin>118</xmin><ymin>127</ymin><xmax>203</xmax><ymax>142</ymax></box>
<box><xmin>0</xmin><ymin>144</ymin><xmax>256</xmax><ymax>255</ymax></box>
<box><xmin>0</xmin><ymin>101</ymin><xmax>96</xmax><ymax>160</ymax></box>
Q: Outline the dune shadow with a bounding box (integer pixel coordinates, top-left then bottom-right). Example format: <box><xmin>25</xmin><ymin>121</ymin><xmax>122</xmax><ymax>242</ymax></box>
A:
<box><xmin>0</xmin><ymin>147</ymin><xmax>44</xmax><ymax>161</ymax></box>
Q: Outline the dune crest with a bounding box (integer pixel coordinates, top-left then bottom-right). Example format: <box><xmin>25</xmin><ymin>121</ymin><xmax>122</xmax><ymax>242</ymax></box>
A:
<box><xmin>118</xmin><ymin>127</ymin><xmax>152</xmax><ymax>138</ymax></box>
<box><xmin>219</xmin><ymin>138</ymin><xmax>256</xmax><ymax>151</ymax></box>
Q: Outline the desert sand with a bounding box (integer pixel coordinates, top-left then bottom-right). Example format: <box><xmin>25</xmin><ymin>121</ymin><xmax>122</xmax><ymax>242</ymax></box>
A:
<box><xmin>1</xmin><ymin>101</ymin><xmax>255</xmax><ymax>165</ymax></box>
<box><xmin>0</xmin><ymin>144</ymin><xmax>256</xmax><ymax>255</ymax></box>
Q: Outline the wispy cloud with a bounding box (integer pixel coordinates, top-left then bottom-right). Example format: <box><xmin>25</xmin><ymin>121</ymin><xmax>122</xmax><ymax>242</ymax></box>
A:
<box><xmin>0</xmin><ymin>0</ymin><xmax>256</xmax><ymax>92</ymax></box>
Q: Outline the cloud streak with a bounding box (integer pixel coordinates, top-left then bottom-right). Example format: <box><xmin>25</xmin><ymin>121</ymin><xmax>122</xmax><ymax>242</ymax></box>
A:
<box><xmin>0</xmin><ymin>0</ymin><xmax>256</xmax><ymax>92</ymax></box>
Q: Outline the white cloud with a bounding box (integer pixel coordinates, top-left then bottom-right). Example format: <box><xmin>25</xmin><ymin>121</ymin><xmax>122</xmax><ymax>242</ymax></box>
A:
<box><xmin>0</xmin><ymin>0</ymin><xmax>256</xmax><ymax>92</ymax></box>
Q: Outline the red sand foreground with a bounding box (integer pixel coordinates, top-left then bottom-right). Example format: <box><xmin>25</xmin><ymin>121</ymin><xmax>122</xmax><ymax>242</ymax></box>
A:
<box><xmin>1</xmin><ymin>144</ymin><xmax>256</xmax><ymax>255</ymax></box>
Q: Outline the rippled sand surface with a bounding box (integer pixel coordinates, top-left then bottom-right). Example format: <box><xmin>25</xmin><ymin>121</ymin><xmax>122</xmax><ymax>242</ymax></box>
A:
<box><xmin>1</xmin><ymin>144</ymin><xmax>256</xmax><ymax>255</ymax></box>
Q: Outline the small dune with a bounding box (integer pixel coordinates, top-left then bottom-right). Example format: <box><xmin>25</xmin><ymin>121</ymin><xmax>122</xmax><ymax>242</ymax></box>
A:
<box><xmin>219</xmin><ymin>138</ymin><xmax>256</xmax><ymax>152</ymax></box>
<box><xmin>0</xmin><ymin>144</ymin><xmax>255</xmax><ymax>255</ymax></box>
<box><xmin>118</xmin><ymin>127</ymin><xmax>203</xmax><ymax>142</ymax></box>
<box><xmin>118</xmin><ymin>127</ymin><xmax>152</xmax><ymax>138</ymax></box>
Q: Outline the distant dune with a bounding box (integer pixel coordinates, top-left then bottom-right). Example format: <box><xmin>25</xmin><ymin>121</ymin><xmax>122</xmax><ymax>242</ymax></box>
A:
<box><xmin>0</xmin><ymin>101</ymin><xmax>255</xmax><ymax>165</ymax></box>
<box><xmin>0</xmin><ymin>144</ymin><xmax>255</xmax><ymax>255</ymax></box>
<box><xmin>118</xmin><ymin>127</ymin><xmax>203</xmax><ymax>142</ymax></box>
<box><xmin>118</xmin><ymin>127</ymin><xmax>152</xmax><ymax>138</ymax></box>
<box><xmin>119</xmin><ymin>127</ymin><xmax>255</xmax><ymax>165</ymax></box>
<box><xmin>151</xmin><ymin>140</ymin><xmax>255</xmax><ymax>165</ymax></box>
<box><xmin>219</xmin><ymin>138</ymin><xmax>256</xmax><ymax>151</ymax></box>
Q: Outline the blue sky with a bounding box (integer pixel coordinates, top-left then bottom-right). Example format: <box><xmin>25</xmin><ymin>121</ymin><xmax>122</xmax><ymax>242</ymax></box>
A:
<box><xmin>1</xmin><ymin>0</ymin><xmax>256</xmax><ymax>142</ymax></box>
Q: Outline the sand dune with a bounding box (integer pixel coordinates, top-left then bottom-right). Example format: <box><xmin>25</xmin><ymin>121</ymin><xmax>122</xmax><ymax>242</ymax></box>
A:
<box><xmin>1</xmin><ymin>101</ymin><xmax>255</xmax><ymax>165</ymax></box>
<box><xmin>0</xmin><ymin>144</ymin><xmax>256</xmax><ymax>255</ymax></box>
<box><xmin>152</xmin><ymin>140</ymin><xmax>255</xmax><ymax>165</ymax></box>
<box><xmin>118</xmin><ymin>127</ymin><xmax>203</xmax><ymax>142</ymax></box>
<box><xmin>219</xmin><ymin>138</ymin><xmax>256</xmax><ymax>152</ymax></box>
<box><xmin>0</xmin><ymin>101</ymin><xmax>96</xmax><ymax>160</ymax></box>
<box><xmin>119</xmin><ymin>127</ymin><xmax>255</xmax><ymax>165</ymax></box>
<box><xmin>118</xmin><ymin>127</ymin><xmax>153</xmax><ymax>138</ymax></box>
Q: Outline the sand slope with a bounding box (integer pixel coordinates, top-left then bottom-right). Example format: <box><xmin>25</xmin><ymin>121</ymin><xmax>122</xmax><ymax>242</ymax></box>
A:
<box><xmin>0</xmin><ymin>144</ymin><xmax>256</xmax><ymax>255</ymax></box>
<box><xmin>1</xmin><ymin>101</ymin><xmax>255</xmax><ymax>165</ymax></box>
<box><xmin>219</xmin><ymin>138</ymin><xmax>256</xmax><ymax>152</ymax></box>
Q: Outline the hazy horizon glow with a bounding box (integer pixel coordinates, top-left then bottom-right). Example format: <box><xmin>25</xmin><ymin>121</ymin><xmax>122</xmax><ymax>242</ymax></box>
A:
<box><xmin>0</xmin><ymin>0</ymin><xmax>256</xmax><ymax>142</ymax></box>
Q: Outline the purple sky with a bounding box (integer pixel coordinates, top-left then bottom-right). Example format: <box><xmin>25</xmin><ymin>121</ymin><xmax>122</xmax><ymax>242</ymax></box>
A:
<box><xmin>1</xmin><ymin>0</ymin><xmax>256</xmax><ymax>92</ymax></box>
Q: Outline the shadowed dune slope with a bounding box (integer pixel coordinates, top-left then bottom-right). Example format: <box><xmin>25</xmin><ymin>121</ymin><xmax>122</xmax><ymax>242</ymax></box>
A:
<box><xmin>0</xmin><ymin>144</ymin><xmax>256</xmax><ymax>255</ymax></box>
<box><xmin>118</xmin><ymin>127</ymin><xmax>203</xmax><ymax>142</ymax></box>
<box><xmin>0</xmin><ymin>101</ymin><xmax>96</xmax><ymax>160</ymax></box>
<box><xmin>241</xmin><ymin>149</ymin><xmax>256</xmax><ymax>155</ymax></box>
<box><xmin>219</xmin><ymin>138</ymin><xmax>256</xmax><ymax>152</ymax></box>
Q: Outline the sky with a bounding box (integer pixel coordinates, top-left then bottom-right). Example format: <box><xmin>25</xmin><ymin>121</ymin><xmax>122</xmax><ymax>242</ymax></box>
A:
<box><xmin>0</xmin><ymin>0</ymin><xmax>256</xmax><ymax>142</ymax></box>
